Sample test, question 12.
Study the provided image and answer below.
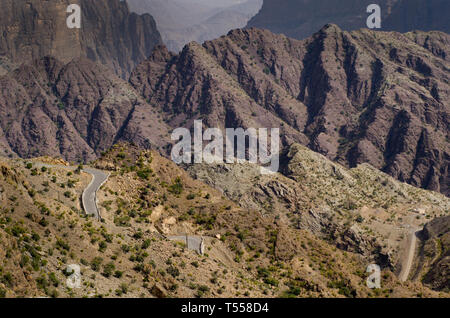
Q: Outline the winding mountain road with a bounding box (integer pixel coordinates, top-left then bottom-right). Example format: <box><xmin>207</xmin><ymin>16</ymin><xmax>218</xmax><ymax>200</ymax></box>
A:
<box><xmin>81</xmin><ymin>168</ymin><xmax>110</xmax><ymax>221</ymax></box>
<box><xmin>399</xmin><ymin>228</ymin><xmax>420</xmax><ymax>282</ymax></box>
<box><xmin>32</xmin><ymin>162</ymin><xmax>109</xmax><ymax>221</ymax></box>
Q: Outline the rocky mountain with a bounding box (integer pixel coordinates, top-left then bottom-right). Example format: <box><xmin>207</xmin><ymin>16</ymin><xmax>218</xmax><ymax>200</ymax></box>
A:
<box><xmin>127</xmin><ymin>0</ymin><xmax>263</xmax><ymax>52</ymax></box>
<box><xmin>0</xmin><ymin>0</ymin><xmax>162</xmax><ymax>78</ymax></box>
<box><xmin>0</xmin><ymin>6</ymin><xmax>448</xmax><ymax>196</ymax></box>
<box><xmin>0</xmin><ymin>0</ymin><xmax>448</xmax><ymax>299</ymax></box>
<box><xmin>130</xmin><ymin>25</ymin><xmax>449</xmax><ymax>195</ymax></box>
<box><xmin>247</xmin><ymin>0</ymin><xmax>450</xmax><ymax>40</ymax></box>
<box><xmin>0</xmin><ymin>56</ymin><xmax>169</xmax><ymax>162</ymax></box>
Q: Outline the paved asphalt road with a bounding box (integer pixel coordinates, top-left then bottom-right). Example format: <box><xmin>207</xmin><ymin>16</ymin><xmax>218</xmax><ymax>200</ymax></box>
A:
<box><xmin>168</xmin><ymin>235</ymin><xmax>204</xmax><ymax>254</ymax></box>
<box><xmin>32</xmin><ymin>162</ymin><xmax>109</xmax><ymax>220</ymax></box>
<box><xmin>81</xmin><ymin>168</ymin><xmax>110</xmax><ymax>221</ymax></box>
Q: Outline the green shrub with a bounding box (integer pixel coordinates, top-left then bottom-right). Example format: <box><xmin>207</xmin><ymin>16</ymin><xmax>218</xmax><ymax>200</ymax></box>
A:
<box><xmin>35</xmin><ymin>275</ymin><xmax>49</xmax><ymax>290</ymax></box>
<box><xmin>191</xmin><ymin>261</ymin><xmax>199</xmax><ymax>268</ymax></box>
<box><xmin>11</xmin><ymin>225</ymin><xmax>26</xmax><ymax>237</ymax></box>
<box><xmin>168</xmin><ymin>177</ymin><xmax>183</xmax><ymax>195</ymax></box>
<box><xmin>116</xmin><ymin>152</ymin><xmax>126</xmax><ymax>159</ymax></box>
<box><xmin>48</xmin><ymin>272</ymin><xmax>60</xmax><ymax>287</ymax></box>
<box><xmin>98</xmin><ymin>241</ymin><xmax>107</xmax><ymax>252</ymax></box>
<box><xmin>90</xmin><ymin>257</ymin><xmax>103</xmax><ymax>272</ymax></box>
<box><xmin>56</xmin><ymin>239</ymin><xmax>70</xmax><ymax>251</ymax></box>
<box><xmin>39</xmin><ymin>218</ymin><xmax>49</xmax><ymax>227</ymax></box>
<box><xmin>327</xmin><ymin>279</ymin><xmax>356</xmax><ymax>298</ymax></box>
<box><xmin>1</xmin><ymin>273</ymin><xmax>14</xmax><ymax>288</ymax></box>
<box><xmin>167</xmin><ymin>265</ymin><xmax>180</xmax><ymax>278</ymax></box>
<box><xmin>142</xmin><ymin>239</ymin><xmax>151</xmax><ymax>249</ymax></box>
<box><xmin>102</xmin><ymin>263</ymin><xmax>115</xmax><ymax>278</ymax></box>
<box><xmin>115</xmin><ymin>283</ymin><xmax>128</xmax><ymax>296</ymax></box>
<box><xmin>196</xmin><ymin>285</ymin><xmax>210</xmax><ymax>298</ymax></box>
<box><xmin>263</xmin><ymin>277</ymin><xmax>279</xmax><ymax>287</ymax></box>
<box><xmin>137</xmin><ymin>168</ymin><xmax>153</xmax><ymax>180</ymax></box>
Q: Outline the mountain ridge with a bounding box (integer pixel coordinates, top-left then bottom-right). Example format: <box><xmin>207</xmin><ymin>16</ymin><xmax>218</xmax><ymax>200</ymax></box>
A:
<box><xmin>0</xmin><ymin>55</ymin><xmax>169</xmax><ymax>162</ymax></box>
<box><xmin>130</xmin><ymin>25</ymin><xmax>449</xmax><ymax>195</ymax></box>
<box><xmin>0</xmin><ymin>4</ymin><xmax>447</xmax><ymax>196</ymax></box>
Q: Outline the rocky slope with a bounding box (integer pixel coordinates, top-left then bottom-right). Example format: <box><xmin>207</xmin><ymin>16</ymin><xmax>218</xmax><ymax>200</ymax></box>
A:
<box><xmin>413</xmin><ymin>216</ymin><xmax>450</xmax><ymax>291</ymax></box>
<box><xmin>247</xmin><ymin>0</ymin><xmax>450</xmax><ymax>40</ymax></box>
<box><xmin>0</xmin><ymin>56</ymin><xmax>169</xmax><ymax>161</ymax></box>
<box><xmin>188</xmin><ymin>143</ymin><xmax>450</xmax><ymax>270</ymax></box>
<box><xmin>127</xmin><ymin>0</ymin><xmax>262</xmax><ymax>52</ymax></box>
<box><xmin>0</xmin><ymin>57</ymin><xmax>16</xmax><ymax>77</ymax></box>
<box><xmin>0</xmin><ymin>0</ymin><xmax>162</xmax><ymax>78</ymax></box>
<box><xmin>130</xmin><ymin>26</ymin><xmax>449</xmax><ymax>195</ymax></box>
<box><xmin>0</xmin><ymin>143</ymin><xmax>446</xmax><ymax>298</ymax></box>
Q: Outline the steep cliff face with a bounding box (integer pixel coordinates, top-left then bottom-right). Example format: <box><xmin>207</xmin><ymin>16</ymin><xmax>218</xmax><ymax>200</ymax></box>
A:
<box><xmin>0</xmin><ymin>0</ymin><xmax>162</xmax><ymax>78</ymax></box>
<box><xmin>130</xmin><ymin>26</ymin><xmax>449</xmax><ymax>195</ymax></box>
<box><xmin>247</xmin><ymin>0</ymin><xmax>450</xmax><ymax>40</ymax></box>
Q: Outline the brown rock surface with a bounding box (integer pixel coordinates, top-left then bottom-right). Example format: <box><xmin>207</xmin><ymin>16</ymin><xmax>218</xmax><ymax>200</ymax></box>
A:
<box><xmin>0</xmin><ymin>56</ymin><xmax>169</xmax><ymax>162</ymax></box>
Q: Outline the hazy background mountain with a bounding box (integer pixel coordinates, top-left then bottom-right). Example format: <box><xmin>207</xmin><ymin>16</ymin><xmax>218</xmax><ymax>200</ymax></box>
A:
<box><xmin>127</xmin><ymin>0</ymin><xmax>263</xmax><ymax>52</ymax></box>
<box><xmin>0</xmin><ymin>0</ymin><xmax>162</xmax><ymax>78</ymax></box>
<box><xmin>247</xmin><ymin>0</ymin><xmax>450</xmax><ymax>40</ymax></box>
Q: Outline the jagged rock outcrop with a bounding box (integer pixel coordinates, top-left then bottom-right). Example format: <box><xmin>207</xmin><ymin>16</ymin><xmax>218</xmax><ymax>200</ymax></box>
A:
<box><xmin>0</xmin><ymin>0</ymin><xmax>162</xmax><ymax>78</ymax></box>
<box><xmin>131</xmin><ymin>26</ymin><xmax>449</xmax><ymax>195</ymax></box>
<box><xmin>416</xmin><ymin>216</ymin><xmax>450</xmax><ymax>291</ymax></box>
<box><xmin>247</xmin><ymin>0</ymin><xmax>450</xmax><ymax>40</ymax></box>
